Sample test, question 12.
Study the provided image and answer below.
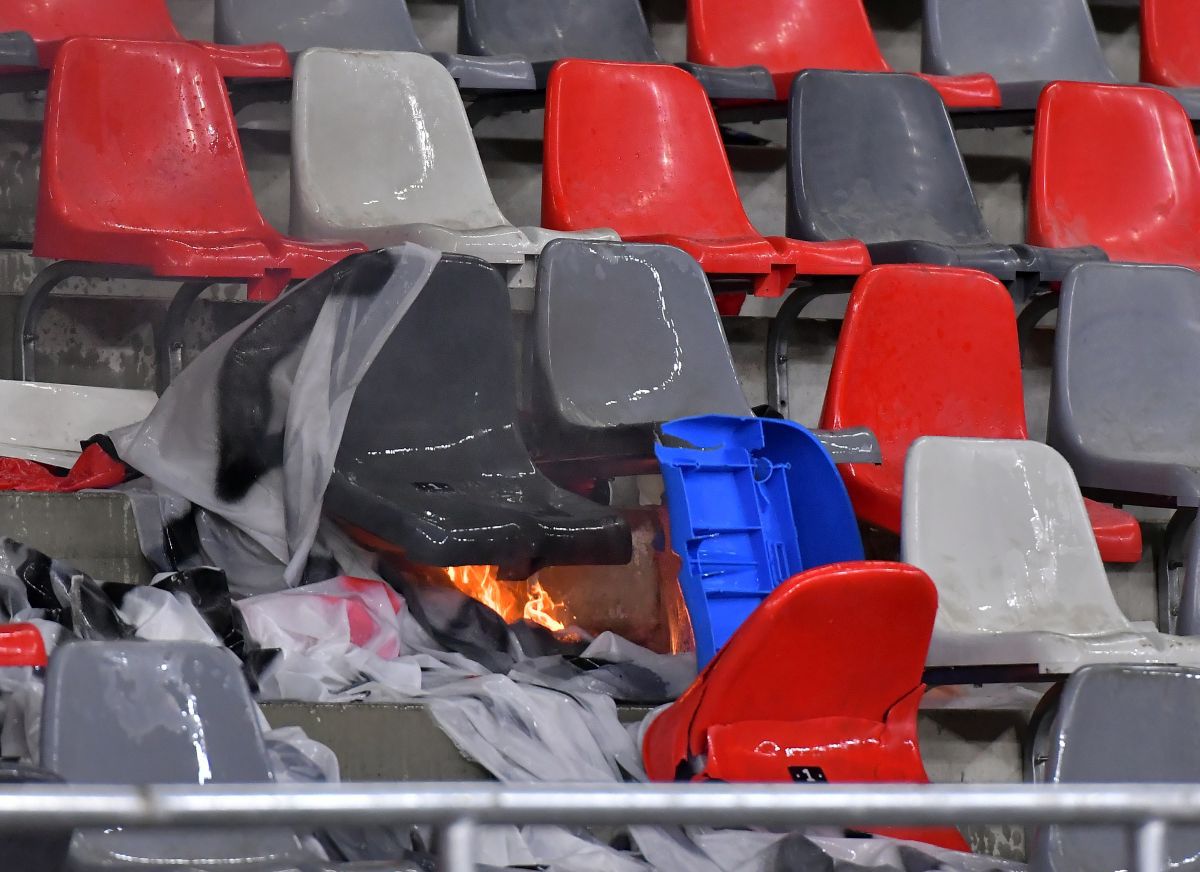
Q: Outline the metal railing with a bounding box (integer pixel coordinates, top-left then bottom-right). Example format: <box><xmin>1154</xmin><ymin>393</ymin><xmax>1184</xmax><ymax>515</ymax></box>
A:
<box><xmin>0</xmin><ymin>782</ymin><xmax>1195</xmax><ymax>871</ymax></box>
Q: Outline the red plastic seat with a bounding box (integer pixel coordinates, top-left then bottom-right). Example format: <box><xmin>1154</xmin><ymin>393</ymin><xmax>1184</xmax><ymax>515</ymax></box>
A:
<box><xmin>818</xmin><ymin>265</ymin><xmax>1141</xmax><ymax>563</ymax></box>
<box><xmin>543</xmin><ymin>59</ymin><xmax>869</xmax><ymax>310</ymax></box>
<box><xmin>685</xmin><ymin>0</ymin><xmax>999</xmax><ymax>107</ymax></box>
<box><xmin>1142</xmin><ymin>0</ymin><xmax>1200</xmax><ymax>87</ymax></box>
<box><xmin>2</xmin><ymin>0</ymin><xmax>289</xmax><ymax>76</ymax></box>
<box><xmin>1029</xmin><ymin>81</ymin><xmax>1200</xmax><ymax>271</ymax></box>
<box><xmin>0</xmin><ymin>623</ymin><xmax>47</xmax><ymax>668</ymax></box>
<box><xmin>34</xmin><ymin>38</ymin><xmax>363</xmax><ymax>301</ymax></box>
<box><xmin>643</xmin><ymin>561</ymin><xmax>968</xmax><ymax>852</ymax></box>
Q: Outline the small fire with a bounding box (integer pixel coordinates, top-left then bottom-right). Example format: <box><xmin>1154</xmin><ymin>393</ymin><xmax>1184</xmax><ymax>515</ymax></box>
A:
<box><xmin>444</xmin><ymin>565</ymin><xmax>570</xmax><ymax>634</ymax></box>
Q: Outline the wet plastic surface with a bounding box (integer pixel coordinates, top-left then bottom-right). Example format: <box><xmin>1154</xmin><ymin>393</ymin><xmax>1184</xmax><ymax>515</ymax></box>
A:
<box><xmin>326</xmin><ymin>253</ymin><xmax>632</xmax><ymax>579</ymax></box>
<box><xmin>1141</xmin><ymin>0</ymin><xmax>1200</xmax><ymax>87</ymax></box>
<box><xmin>655</xmin><ymin>416</ymin><xmax>863</xmax><ymax>666</ymax></box>
<box><xmin>543</xmin><ymin>60</ymin><xmax>869</xmax><ymax>299</ymax></box>
<box><xmin>214</xmin><ymin>0</ymin><xmax>534</xmax><ymax>90</ymax></box>
<box><xmin>1</xmin><ymin>0</ymin><xmax>290</xmax><ymax>76</ymax></box>
<box><xmin>902</xmin><ymin>437</ymin><xmax>1200</xmax><ymax>674</ymax></box>
<box><xmin>687</xmin><ymin>0</ymin><xmax>999</xmax><ymax>106</ymax></box>
<box><xmin>642</xmin><ymin>561</ymin><xmax>969</xmax><ymax>852</ymax></box>
<box><xmin>821</xmin><ymin>265</ymin><xmax>1140</xmax><ymax>562</ymax></box>
<box><xmin>0</xmin><ymin>622</ymin><xmax>46</xmax><ymax>666</ymax></box>
<box><xmin>0</xmin><ymin>30</ymin><xmax>36</xmax><ymax>68</ymax></box>
<box><xmin>1029</xmin><ymin>81</ymin><xmax>1200</xmax><ymax>270</ymax></box>
<box><xmin>35</xmin><ymin>39</ymin><xmax>363</xmax><ymax>299</ymax></box>
<box><xmin>292</xmin><ymin>49</ymin><xmax>609</xmax><ymax>267</ymax></box>
<box><xmin>1033</xmin><ymin>664</ymin><xmax>1200</xmax><ymax>870</ymax></box>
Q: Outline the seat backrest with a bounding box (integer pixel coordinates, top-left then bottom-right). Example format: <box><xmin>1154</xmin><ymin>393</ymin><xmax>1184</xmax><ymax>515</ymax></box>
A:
<box><xmin>291</xmin><ymin>49</ymin><xmax>510</xmax><ymax>242</ymax></box>
<box><xmin>1142</xmin><ymin>0</ymin><xmax>1200</xmax><ymax>87</ymax></box>
<box><xmin>821</xmin><ymin>266</ymin><xmax>1026</xmax><ymax>467</ymax></box>
<box><xmin>901</xmin><ymin>437</ymin><xmax>1131</xmax><ymax>636</ymax></box>
<box><xmin>215</xmin><ymin>0</ymin><xmax>424</xmax><ymax>54</ymax></box>
<box><xmin>460</xmin><ymin>0</ymin><xmax>659</xmax><ymax>64</ymax></box>
<box><xmin>788</xmin><ymin>70</ymin><xmax>992</xmax><ymax>245</ymax></box>
<box><xmin>922</xmin><ymin>0</ymin><xmax>1114</xmax><ymax>83</ymax></box>
<box><xmin>534</xmin><ymin>240</ymin><xmax>750</xmax><ymax>430</ymax></box>
<box><xmin>1029</xmin><ymin>81</ymin><xmax>1200</xmax><ymax>256</ymax></box>
<box><xmin>687</xmin><ymin>0</ymin><xmax>888</xmax><ymax>74</ymax></box>
<box><xmin>36</xmin><ymin>38</ymin><xmax>269</xmax><ymax>251</ymax></box>
<box><xmin>7</xmin><ymin>0</ymin><xmax>182</xmax><ymax>57</ymax></box>
<box><xmin>544</xmin><ymin>60</ymin><xmax>761</xmax><ymax>240</ymax></box>
<box><xmin>41</xmin><ymin>641</ymin><xmax>273</xmax><ymax>785</ymax></box>
<box><xmin>1037</xmin><ymin>664</ymin><xmax>1200</xmax><ymax>869</ymax></box>
<box><xmin>1050</xmin><ymin>262</ymin><xmax>1200</xmax><ymax>466</ymax></box>
<box><xmin>0</xmin><ymin>623</ymin><xmax>47</xmax><ymax>667</ymax></box>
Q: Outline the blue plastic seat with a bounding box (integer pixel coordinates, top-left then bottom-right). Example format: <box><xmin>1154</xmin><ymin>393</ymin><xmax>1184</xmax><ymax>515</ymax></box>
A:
<box><xmin>656</xmin><ymin>415</ymin><xmax>864</xmax><ymax>666</ymax></box>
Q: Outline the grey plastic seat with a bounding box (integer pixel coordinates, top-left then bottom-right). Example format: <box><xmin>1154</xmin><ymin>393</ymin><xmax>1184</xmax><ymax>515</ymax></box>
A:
<box><xmin>41</xmin><ymin>641</ymin><xmax>315</xmax><ymax>870</ymax></box>
<box><xmin>1031</xmin><ymin>664</ymin><xmax>1200</xmax><ymax>871</ymax></box>
<box><xmin>923</xmin><ymin>0</ymin><xmax>1200</xmax><ymax>118</ymax></box>
<box><xmin>0</xmin><ymin>31</ymin><xmax>37</xmax><ymax>68</ymax></box>
<box><xmin>291</xmin><ymin>49</ymin><xmax>615</xmax><ymax>287</ymax></box>
<box><xmin>788</xmin><ymin>70</ymin><xmax>1106</xmax><ymax>286</ymax></box>
<box><xmin>901</xmin><ymin>437</ymin><xmax>1200</xmax><ymax>676</ymax></box>
<box><xmin>214</xmin><ymin>0</ymin><xmax>533</xmax><ymax>90</ymax></box>
<box><xmin>1049</xmin><ymin>262</ymin><xmax>1200</xmax><ymax>635</ymax></box>
<box><xmin>459</xmin><ymin>0</ymin><xmax>774</xmax><ymax>99</ymax></box>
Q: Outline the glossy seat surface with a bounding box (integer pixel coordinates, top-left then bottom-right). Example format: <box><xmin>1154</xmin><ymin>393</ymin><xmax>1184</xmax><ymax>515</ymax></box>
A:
<box><xmin>461</xmin><ymin>0</ymin><xmax>659</xmax><ymax>64</ymax></box>
<box><xmin>1029</xmin><ymin>81</ymin><xmax>1200</xmax><ymax>269</ymax></box>
<box><xmin>903</xmin><ymin>438</ymin><xmax>1200</xmax><ymax>673</ymax></box>
<box><xmin>35</xmin><ymin>39</ymin><xmax>361</xmax><ymax>297</ymax></box>
<box><xmin>1033</xmin><ymin>664</ymin><xmax>1200</xmax><ymax>871</ymax></box>
<box><xmin>293</xmin><ymin>49</ymin><xmax>605</xmax><ymax>265</ymax></box>
<box><xmin>821</xmin><ymin>265</ymin><xmax>1140</xmax><ymax>562</ymax></box>
<box><xmin>642</xmin><ymin>560</ymin><xmax>968</xmax><ymax>851</ymax></box>
<box><xmin>0</xmin><ymin>622</ymin><xmax>46</xmax><ymax>666</ymax></box>
<box><xmin>686</xmin><ymin>0</ymin><xmax>999</xmax><ymax>106</ymax></box>
<box><xmin>2</xmin><ymin>0</ymin><xmax>289</xmax><ymax>75</ymax></box>
<box><xmin>1142</xmin><ymin>0</ymin><xmax>1200</xmax><ymax>87</ymax></box>
<box><xmin>543</xmin><ymin>60</ymin><xmax>869</xmax><ymax>297</ymax></box>
<box><xmin>326</xmin><ymin>252</ymin><xmax>632</xmax><ymax>579</ymax></box>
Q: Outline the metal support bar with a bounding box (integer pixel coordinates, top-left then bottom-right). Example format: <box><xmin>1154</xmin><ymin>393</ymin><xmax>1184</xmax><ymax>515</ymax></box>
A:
<box><xmin>1017</xmin><ymin>291</ymin><xmax>1061</xmax><ymax>361</ymax></box>
<box><xmin>440</xmin><ymin>817</ymin><xmax>477</xmax><ymax>872</ymax></box>
<box><xmin>157</xmin><ymin>281</ymin><xmax>213</xmax><ymax>393</ymax></box>
<box><xmin>1136</xmin><ymin>819</ymin><xmax>1168</xmax><ymax>872</ymax></box>
<box><xmin>765</xmin><ymin>285</ymin><xmax>843</xmax><ymax>414</ymax></box>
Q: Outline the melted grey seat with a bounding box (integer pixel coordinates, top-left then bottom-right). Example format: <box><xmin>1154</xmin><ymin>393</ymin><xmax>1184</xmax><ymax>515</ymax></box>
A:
<box><xmin>458</xmin><ymin>0</ymin><xmax>773</xmax><ymax>99</ymax></box>
<box><xmin>1031</xmin><ymin>664</ymin><xmax>1200</xmax><ymax>871</ymax></box>
<box><xmin>788</xmin><ymin>70</ymin><xmax>1105</xmax><ymax>285</ymax></box>
<box><xmin>41</xmin><ymin>641</ymin><xmax>316</xmax><ymax>870</ymax></box>
<box><xmin>214</xmin><ymin>0</ymin><xmax>533</xmax><ymax>90</ymax></box>
<box><xmin>923</xmin><ymin>0</ymin><xmax>1200</xmax><ymax>118</ymax></box>
<box><xmin>0</xmin><ymin>31</ymin><xmax>37</xmax><ymax>68</ymax></box>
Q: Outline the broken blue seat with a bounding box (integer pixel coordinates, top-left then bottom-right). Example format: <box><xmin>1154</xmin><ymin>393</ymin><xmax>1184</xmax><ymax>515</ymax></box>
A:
<box><xmin>656</xmin><ymin>415</ymin><xmax>864</xmax><ymax>667</ymax></box>
<box><xmin>0</xmin><ymin>31</ymin><xmax>37</xmax><ymax>68</ymax></box>
<box><xmin>215</xmin><ymin>0</ymin><xmax>534</xmax><ymax>90</ymax></box>
<box><xmin>458</xmin><ymin>0</ymin><xmax>774</xmax><ymax>99</ymax></box>
<box><xmin>923</xmin><ymin>0</ymin><xmax>1200</xmax><ymax>118</ymax></box>
<box><xmin>788</xmin><ymin>69</ymin><xmax>1105</xmax><ymax>290</ymax></box>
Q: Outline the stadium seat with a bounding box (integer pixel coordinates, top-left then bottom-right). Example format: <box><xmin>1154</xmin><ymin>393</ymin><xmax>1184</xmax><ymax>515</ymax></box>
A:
<box><xmin>543</xmin><ymin>60</ymin><xmax>870</xmax><ymax>308</ymax></box>
<box><xmin>902</xmin><ymin>438</ymin><xmax>1200</xmax><ymax>676</ymax></box>
<box><xmin>0</xmin><ymin>30</ymin><xmax>36</xmax><ymax>68</ymax></box>
<box><xmin>1050</xmin><ymin>263</ymin><xmax>1200</xmax><ymax>632</ymax></box>
<box><xmin>820</xmin><ymin>265</ymin><xmax>1141</xmax><ymax>564</ymax></box>
<box><xmin>642</xmin><ymin>561</ymin><xmax>969</xmax><ymax>852</ymax></box>
<box><xmin>654</xmin><ymin>416</ymin><xmax>864</xmax><ymax>666</ymax></box>
<box><xmin>1028</xmin><ymin>81</ymin><xmax>1200</xmax><ymax>270</ymax></box>
<box><xmin>214</xmin><ymin>0</ymin><xmax>534</xmax><ymax>90</ymax></box>
<box><xmin>459</xmin><ymin>0</ymin><xmax>773</xmax><ymax>99</ymax></box>
<box><xmin>924</xmin><ymin>0</ymin><xmax>1200</xmax><ymax>117</ymax></box>
<box><xmin>325</xmin><ymin>252</ymin><xmax>632</xmax><ymax>580</ymax></box>
<box><xmin>0</xmin><ymin>622</ymin><xmax>47</xmax><ymax>667</ymax></box>
<box><xmin>788</xmin><ymin>71</ymin><xmax>1106</xmax><ymax>286</ymax></box>
<box><xmin>0</xmin><ymin>762</ymin><xmax>70</xmax><ymax>870</ymax></box>
<box><xmin>41</xmin><ymin>641</ymin><xmax>317</xmax><ymax>869</ymax></box>
<box><xmin>1142</xmin><ymin>0</ymin><xmax>1200</xmax><ymax>87</ymax></box>
<box><xmin>686</xmin><ymin>0</ymin><xmax>999</xmax><ymax>107</ymax></box>
<box><xmin>25</xmin><ymin>38</ymin><xmax>364</xmax><ymax>386</ymax></box>
<box><xmin>1</xmin><ymin>0</ymin><xmax>290</xmax><ymax>76</ymax></box>
<box><xmin>1031</xmin><ymin>664</ymin><xmax>1200</xmax><ymax>871</ymax></box>
<box><xmin>292</xmin><ymin>49</ymin><xmax>611</xmax><ymax>288</ymax></box>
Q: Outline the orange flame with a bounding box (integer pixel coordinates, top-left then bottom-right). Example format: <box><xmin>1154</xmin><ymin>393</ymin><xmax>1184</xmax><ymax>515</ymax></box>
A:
<box><xmin>444</xmin><ymin>565</ymin><xmax>570</xmax><ymax>634</ymax></box>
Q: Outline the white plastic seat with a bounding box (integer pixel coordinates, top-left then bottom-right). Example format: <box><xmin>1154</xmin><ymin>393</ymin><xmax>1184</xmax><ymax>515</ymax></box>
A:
<box><xmin>291</xmin><ymin>49</ymin><xmax>615</xmax><ymax>285</ymax></box>
<box><xmin>901</xmin><ymin>437</ymin><xmax>1200</xmax><ymax>675</ymax></box>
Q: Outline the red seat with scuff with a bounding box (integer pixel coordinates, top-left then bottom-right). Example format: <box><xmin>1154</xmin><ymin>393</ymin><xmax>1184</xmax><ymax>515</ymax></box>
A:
<box><xmin>818</xmin><ymin>265</ymin><xmax>1141</xmax><ymax>563</ymax></box>
<box><xmin>685</xmin><ymin>0</ymin><xmax>999</xmax><ymax>107</ymax></box>
<box><xmin>1141</xmin><ymin>0</ymin><xmax>1200</xmax><ymax>87</ymax></box>
<box><xmin>543</xmin><ymin>59</ymin><xmax>869</xmax><ymax>313</ymax></box>
<box><xmin>643</xmin><ymin>561</ymin><xmax>967</xmax><ymax>851</ymax></box>
<box><xmin>0</xmin><ymin>623</ymin><xmax>47</xmax><ymax>668</ymax></box>
<box><xmin>1029</xmin><ymin>81</ymin><xmax>1200</xmax><ymax>272</ymax></box>
<box><xmin>34</xmin><ymin>38</ymin><xmax>363</xmax><ymax>301</ymax></box>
